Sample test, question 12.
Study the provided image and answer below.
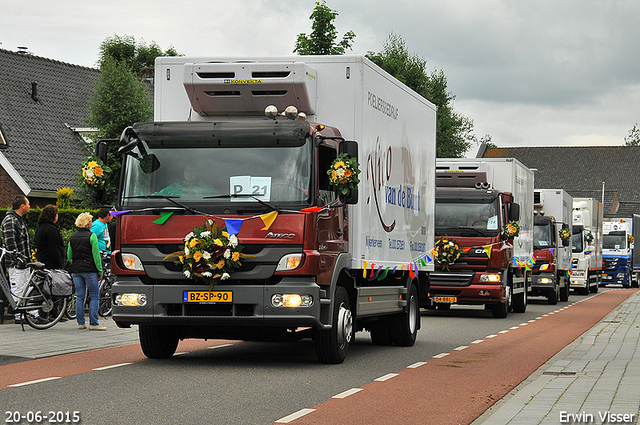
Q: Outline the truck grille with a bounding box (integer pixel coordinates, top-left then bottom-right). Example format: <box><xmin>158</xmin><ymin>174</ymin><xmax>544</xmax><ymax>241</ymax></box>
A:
<box><xmin>166</xmin><ymin>303</ymin><xmax>254</xmax><ymax>317</ymax></box>
<box><xmin>430</xmin><ymin>271</ymin><xmax>475</xmax><ymax>287</ymax></box>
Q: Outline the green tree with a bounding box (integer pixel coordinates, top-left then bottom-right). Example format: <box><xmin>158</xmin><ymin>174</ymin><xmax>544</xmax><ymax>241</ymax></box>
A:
<box><xmin>98</xmin><ymin>35</ymin><xmax>180</xmax><ymax>74</ymax></box>
<box><xmin>85</xmin><ymin>56</ymin><xmax>153</xmax><ymax>205</ymax></box>
<box><xmin>624</xmin><ymin>124</ymin><xmax>640</xmax><ymax>146</ymax></box>
<box><xmin>84</xmin><ymin>35</ymin><xmax>180</xmax><ymax>205</ymax></box>
<box><xmin>367</xmin><ymin>33</ymin><xmax>480</xmax><ymax>158</ymax></box>
<box><xmin>294</xmin><ymin>1</ymin><xmax>355</xmax><ymax>55</ymax></box>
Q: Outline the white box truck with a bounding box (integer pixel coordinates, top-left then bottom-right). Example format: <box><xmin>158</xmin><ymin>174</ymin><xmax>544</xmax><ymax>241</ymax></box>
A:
<box><xmin>602</xmin><ymin>217</ymin><xmax>640</xmax><ymax>288</ymax></box>
<box><xmin>571</xmin><ymin>198</ymin><xmax>603</xmax><ymax>294</ymax></box>
<box><xmin>531</xmin><ymin>189</ymin><xmax>572</xmax><ymax>304</ymax></box>
<box><xmin>104</xmin><ymin>55</ymin><xmax>437</xmax><ymax>363</ymax></box>
<box><xmin>429</xmin><ymin>158</ymin><xmax>534</xmax><ymax>318</ymax></box>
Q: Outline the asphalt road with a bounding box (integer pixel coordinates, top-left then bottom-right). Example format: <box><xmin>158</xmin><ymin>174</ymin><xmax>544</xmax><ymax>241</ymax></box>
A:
<box><xmin>0</xmin><ymin>289</ymin><xmax>622</xmax><ymax>425</ymax></box>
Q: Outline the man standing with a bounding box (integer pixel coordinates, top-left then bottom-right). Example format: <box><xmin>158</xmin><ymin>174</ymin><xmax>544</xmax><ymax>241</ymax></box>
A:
<box><xmin>90</xmin><ymin>208</ymin><xmax>113</xmax><ymax>253</ymax></box>
<box><xmin>1</xmin><ymin>195</ymin><xmax>36</xmax><ymax>324</ymax></box>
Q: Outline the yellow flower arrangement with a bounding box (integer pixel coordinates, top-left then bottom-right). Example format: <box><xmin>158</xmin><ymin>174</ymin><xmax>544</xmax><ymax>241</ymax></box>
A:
<box><xmin>559</xmin><ymin>228</ymin><xmax>571</xmax><ymax>241</ymax></box>
<box><xmin>327</xmin><ymin>153</ymin><xmax>361</xmax><ymax>195</ymax></box>
<box><xmin>433</xmin><ymin>236</ymin><xmax>464</xmax><ymax>271</ymax></box>
<box><xmin>78</xmin><ymin>156</ymin><xmax>110</xmax><ymax>190</ymax></box>
<box><xmin>164</xmin><ymin>219</ymin><xmax>253</xmax><ymax>288</ymax></box>
<box><xmin>502</xmin><ymin>221</ymin><xmax>520</xmax><ymax>239</ymax></box>
<box><xmin>629</xmin><ymin>235</ymin><xmax>634</xmax><ymax>244</ymax></box>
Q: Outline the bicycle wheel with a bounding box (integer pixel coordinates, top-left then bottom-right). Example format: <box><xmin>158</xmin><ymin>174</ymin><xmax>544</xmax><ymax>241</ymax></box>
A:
<box><xmin>98</xmin><ymin>277</ymin><xmax>113</xmax><ymax>317</ymax></box>
<box><xmin>66</xmin><ymin>294</ymin><xmax>77</xmax><ymax>320</ymax></box>
<box><xmin>23</xmin><ymin>286</ymin><xmax>67</xmax><ymax>330</ymax></box>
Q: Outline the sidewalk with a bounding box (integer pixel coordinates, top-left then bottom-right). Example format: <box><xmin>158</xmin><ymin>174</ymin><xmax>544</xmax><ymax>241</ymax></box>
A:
<box><xmin>473</xmin><ymin>290</ymin><xmax>640</xmax><ymax>425</ymax></box>
<box><xmin>0</xmin><ymin>314</ymin><xmax>139</xmax><ymax>365</ymax></box>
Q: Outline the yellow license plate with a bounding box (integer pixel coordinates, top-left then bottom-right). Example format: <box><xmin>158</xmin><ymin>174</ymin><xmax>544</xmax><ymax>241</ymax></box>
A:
<box><xmin>433</xmin><ymin>296</ymin><xmax>457</xmax><ymax>303</ymax></box>
<box><xmin>183</xmin><ymin>291</ymin><xmax>232</xmax><ymax>303</ymax></box>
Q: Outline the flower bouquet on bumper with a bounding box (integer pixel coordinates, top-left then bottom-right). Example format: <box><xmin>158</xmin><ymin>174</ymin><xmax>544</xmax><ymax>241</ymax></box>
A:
<box><xmin>164</xmin><ymin>219</ymin><xmax>253</xmax><ymax>289</ymax></box>
<box><xmin>433</xmin><ymin>236</ymin><xmax>463</xmax><ymax>271</ymax></box>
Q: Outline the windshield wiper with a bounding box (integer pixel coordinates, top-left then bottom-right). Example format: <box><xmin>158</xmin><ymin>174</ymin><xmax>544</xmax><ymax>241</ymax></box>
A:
<box><xmin>204</xmin><ymin>193</ymin><xmax>280</xmax><ymax>213</ymax></box>
<box><xmin>123</xmin><ymin>195</ymin><xmax>202</xmax><ymax>215</ymax></box>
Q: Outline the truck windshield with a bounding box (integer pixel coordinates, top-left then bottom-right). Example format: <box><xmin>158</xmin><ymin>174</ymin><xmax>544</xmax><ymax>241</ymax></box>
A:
<box><xmin>434</xmin><ymin>199</ymin><xmax>500</xmax><ymax>237</ymax></box>
<box><xmin>603</xmin><ymin>234</ymin><xmax>627</xmax><ymax>250</ymax></box>
<box><xmin>571</xmin><ymin>232</ymin><xmax>584</xmax><ymax>253</ymax></box>
<box><xmin>534</xmin><ymin>221</ymin><xmax>554</xmax><ymax>249</ymax></box>
<box><xmin>120</xmin><ymin>139</ymin><xmax>312</xmax><ymax>207</ymax></box>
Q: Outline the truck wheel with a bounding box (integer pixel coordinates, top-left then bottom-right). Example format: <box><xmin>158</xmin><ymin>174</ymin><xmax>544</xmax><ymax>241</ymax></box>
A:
<box><xmin>491</xmin><ymin>286</ymin><xmax>510</xmax><ymax>318</ymax></box>
<box><xmin>633</xmin><ymin>274</ymin><xmax>640</xmax><ymax>288</ymax></box>
<box><xmin>391</xmin><ymin>283</ymin><xmax>419</xmax><ymax>347</ymax></box>
<box><xmin>560</xmin><ymin>283</ymin><xmax>569</xmax><ymax>302</ymax></box>
<box><xmin>139</xmin><ymin>325</ymin><xmax>179</xmax><ymax>359</ymax></box>
<box><xmin>369</xmin><ymin>318</ymin><xmax>393</xmax><ymax>345</ymax></box>
<box><xmin>548</xmin><ymin>286</ymin><xmax>559</xmax><ymax>305</ymax></box>
<box><xmin>315</xmin><ymin>286</ymin><xmax>353</xmax><ymax>364</ymax></box>
<box><xmin>512</xmin><ymin>279</ymin><xmax>527</xmax><ymax>313</ymax></box>
<box><xmin>590</xmin><ymin>281</ymin><xmax>599</xmax><ymax>293</ymax></box>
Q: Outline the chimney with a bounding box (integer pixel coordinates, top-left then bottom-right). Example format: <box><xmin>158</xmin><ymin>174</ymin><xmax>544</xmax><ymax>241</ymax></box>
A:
<box><xmin>31</xmin><ymin>81</ymin><xmax>39</xmax><ymax>102</ymax></box>
<box><xmin>17</xmin><ymin>46</ymin><xmax>29</xmax><ymax>54</ymax></box>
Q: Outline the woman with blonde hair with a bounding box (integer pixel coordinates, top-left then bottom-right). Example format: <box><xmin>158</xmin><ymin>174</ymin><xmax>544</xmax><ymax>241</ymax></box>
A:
<box><xmin>67</xmin><ymin>212</ymin><xmax>106</xmax><ymax>331</ymax></box>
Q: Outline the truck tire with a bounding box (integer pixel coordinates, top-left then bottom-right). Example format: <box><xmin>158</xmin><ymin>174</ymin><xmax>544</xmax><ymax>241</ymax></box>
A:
<box><xmin>391</xmin><ymin>283</ymin><xmax>419</xmax><ymax>347</ymax></box>
<box><xmin>315</xmin><ymin>286</ymin><xmax>353</xmax><ymax>364</ymax></box>
<box><xmin>491</xmin><ymin>286</ymin><xmax>510</xmax><ymax>318</ymax></box>
<box><xmin>369</xmin><ymin>319</ymin><xmax>393</xmax><ymax>345</ymax></box>
<box><xmin>560</xmin><ymin>282</ymin><xmax>569</xmax><ymax>302</ymax></box>
<box><xmin>548</xmin><ymin>285</ymin><xmax>559</xmax><ymax>305</ymax></box>
<box><xmin>590</xmin><ymin>281</ymin><xmax>599</xmax><ymax>293</ymax></box>
<box><xmin>633</xmin><ymin>274</ymin><xmax>640</xmax><ymax>288</ymax></box>
<box><xmin>139</xmin><ymin>325</ymin><xmax>179</xmax><ymax>359</ymax></box>
<box><xmin>512</xmin><ymin>273</ymin><xmax>527</xmax><ymax>313</ymax></box>
<box><xmin>580</xmin><ymin>274</ymin><xmax>590</xmax><ymax>295</ymax></box>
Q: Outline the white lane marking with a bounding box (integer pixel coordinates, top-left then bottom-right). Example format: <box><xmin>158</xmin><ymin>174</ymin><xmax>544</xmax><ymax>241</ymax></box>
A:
<box><xmin>453</xmin><ymin>345</ymin><xmax>468</xmax><ymax>351</ymax></box>
<box><xmin>332</xmin><ymin>388</ymin><xmax>363</xmax><ymax>399</ymax></box>
<box><xmin>486</xmin><ymin>334</ymin><xmax>498</xmax><ymax>338</ymax></box>
<box><xmin>275</xmin><ymin>408</ymin><xmax>315</xmax><ymax>423</ymax></box>
<box><xmin>433</xmin><ymin>353</ymin><xmax>450</xmax><ymax>359</ymax></box>
<box><xmin>407</xmin><ymin>361</ymin><xmax>427</xmax><ymax>368</ymax></box>
<box><xmin>498</xmin><ymin>330</ymin><xmax>509</xmax><ymax>334</ymax></box>
<box><xmin>374</xmin><ymin>373</ymin><xmax>399</xmax><ymax>382</ymax></box>
<box><xmin>9</xmin><ymin>377</ymin><xmax>61</xmax><ymax>387</ymax></box>
<box><xmin>471</xmin><ymin>339</ymin><xmax>484</xmax><ymax>344</ymax></box>
<box><xmin>93</xmin><ymin>363</ymin><xmax>132</xmax><ymax>371</ymax></box>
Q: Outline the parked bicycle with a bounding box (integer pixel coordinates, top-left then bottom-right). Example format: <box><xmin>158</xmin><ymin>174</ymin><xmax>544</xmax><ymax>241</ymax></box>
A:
<box><xmin>0</xmin><ymin>247</ymin><xmax>68</xmax><ymax>330</ymax></box>
<box><xmin>65</xmin><ymin>252</ymin><xmax>112</xmax><ymax>319</ymax></box>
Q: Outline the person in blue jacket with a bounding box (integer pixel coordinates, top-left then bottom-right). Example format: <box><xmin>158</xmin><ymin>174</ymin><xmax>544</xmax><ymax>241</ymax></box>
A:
<box><xmin>90</xmin><ymin>208</ymin><xmax>113</xmax><ymax>253</ymax></box>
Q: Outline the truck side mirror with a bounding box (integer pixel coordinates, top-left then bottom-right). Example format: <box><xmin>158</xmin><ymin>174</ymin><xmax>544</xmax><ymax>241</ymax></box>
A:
<box><xmin>508</xmin><ymin>202</ymin><xmax>520</xmax><ymax>222</ymax></box>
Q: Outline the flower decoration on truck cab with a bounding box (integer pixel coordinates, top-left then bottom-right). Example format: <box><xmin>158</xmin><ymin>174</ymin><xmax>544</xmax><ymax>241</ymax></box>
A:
<box><xmin>164</xmin><ymin>219</ymin><xmax>253</xmax><ymax>289</ymax></box>
<box><xmin>433</xmin><ymin>236</ymin><xmax>463</xmax><ymax>271</ymax></box>
<box><xmin>502</xmin><ymin>221</ymin><xmax>520</xmax><ymax>239</ymax></box>
<box><xmin>327</xmin><ymin>153</ymin><xmax>361</xmax><ymax>195</ymax></box>
<box><xmin>584</xmin><ymin>232</ymin><xmax>594</xmax><ymax>244</ymax></box>
<box><xmin>629</xmin><ymin>235</ymin><xmax>634</xmax><ymax>244</ymax></box>
<box><xmin>559</xmin><ymin>228</ymin><xmax>571</xmax><ymax>242</ymax></box>
<box><xmin>78</xmin><ymin>156</ymin><xmax>110</xmax><ymax>190</ymax></box>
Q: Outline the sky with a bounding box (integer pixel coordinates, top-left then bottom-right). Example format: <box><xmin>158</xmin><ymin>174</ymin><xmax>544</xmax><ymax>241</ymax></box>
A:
<box><xmin>2</xmin><ymin>0</ymin><xmax>640</xmax><ymax>156</ymax></box>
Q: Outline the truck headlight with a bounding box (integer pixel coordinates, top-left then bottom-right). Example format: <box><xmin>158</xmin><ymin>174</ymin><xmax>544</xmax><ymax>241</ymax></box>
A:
<box><xmin>539</xmin><ymin>277</ymin><xmax>552</xmax><ymax>284</ymax></box>
<box><xmin>115</xmin><ymin>293</ymin><xmax>147</xmax><ymax>307</ymax></box>
<box><xmin>479</xmin><ymin>274</ymin><xmax>501</xmax><ymax>283</ymax></box>
<box><xmin>121</xmin><ymin>253</ymin><xmax>144</xmax><ymax>271</ymax></box>
<box><xmin>276</xmin><ymin>254</ymin><xmax>303</xmax><ymax>271</ymax></box>
<box><xmin>271</xmin><ymin>294</ymin><xmax>313</xmax><ymax>308</ymax></box>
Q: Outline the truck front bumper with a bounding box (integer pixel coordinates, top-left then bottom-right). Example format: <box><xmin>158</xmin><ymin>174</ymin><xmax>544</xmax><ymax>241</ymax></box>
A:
<box><xmin>428</xmin><ymin>284</ymin><xmax>507</xmax><ymax>306</ymax></box>
<box><xmin>111</xmin><ymin>276</ymin><xmax>326</xmax><ymax>330</ymax></box>
<box><xmin>530</xmin><ymin>272</ymin><xmax>556</xmax><ymax>294</ymax></box>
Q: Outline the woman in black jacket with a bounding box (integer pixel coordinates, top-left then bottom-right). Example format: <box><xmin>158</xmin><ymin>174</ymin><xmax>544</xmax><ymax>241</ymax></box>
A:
<box><xmin>34</xmin><ymin>205</ymin><xmax>65</xmax><ymax>269</ymax></box>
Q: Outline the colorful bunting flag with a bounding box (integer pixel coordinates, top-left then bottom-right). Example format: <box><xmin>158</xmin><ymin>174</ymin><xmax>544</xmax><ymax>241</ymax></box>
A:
<box><xmin>152</xmin><ymin>211</ymin><xmax>173</xmax><ymax>224</ymax></box>
<box><xmin>224</xmin><ymin>219</ymin><xmax>243</xmax><ymax>236</ymax></box>
<box><xmin>260</xmin><ymin>211</ymin><xmax>278</xmax><ymax>231</ymax></box>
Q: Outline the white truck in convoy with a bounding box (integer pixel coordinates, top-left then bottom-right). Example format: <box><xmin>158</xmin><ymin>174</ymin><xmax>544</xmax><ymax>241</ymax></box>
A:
<box><xmin>531</xmin><ymin>189</ymin><xmax>572</xmax><ymax>304</ymax></box>
<box><xmin>429</xmin><ymin>159</ymin><xmax>534</xmax><ymax>318</ymax></box>
<box><xmin>570</xmin><ymin>198</ymin><xmax>603</xmax><ymax>294</ymax></box>
<box><xmin>602</xmin><ymin>217</ymin><xmax>640</xmax><ymax>288</ymax></box>
<box><xmin>104</xmin><ymin>55</ymin><xmax>437</xmax><ymax>363</ymax></box>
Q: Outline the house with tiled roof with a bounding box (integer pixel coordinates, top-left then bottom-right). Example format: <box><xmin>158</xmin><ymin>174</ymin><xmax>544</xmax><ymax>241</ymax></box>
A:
<box><xmin>0</xmin><ymin>48</ymin><xmax>100</xmax><ymax>207</ymax></box>
<box><xmin>476</xmin><ymin>144</ymin><xmax>640</xmax><ymax>217</ymax></box>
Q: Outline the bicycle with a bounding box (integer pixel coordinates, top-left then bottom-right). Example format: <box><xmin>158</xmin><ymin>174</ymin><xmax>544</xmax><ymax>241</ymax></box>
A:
<box><xmin>65</xmin><ymin>252</ymin><xmax>112</xmax><ymax>320</ymax></box>
<box><xmin>0</xmin><ymin>247</ymin><xmax>68</xmax><ymax>330</ymax></box>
